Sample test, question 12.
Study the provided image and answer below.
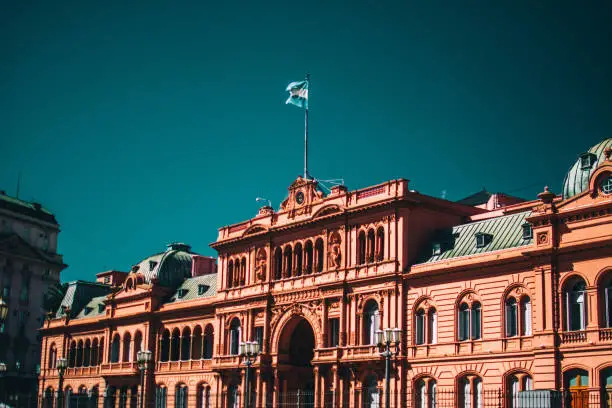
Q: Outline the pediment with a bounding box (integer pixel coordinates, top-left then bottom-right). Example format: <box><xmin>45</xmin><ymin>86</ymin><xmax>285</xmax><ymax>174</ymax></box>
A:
<box><xmin>0</xmin><ymin>233</ymin><xmax>57</xmax><ymax>264</ymax></box>
<box><xmin>243</xmin><ymin>224</ymin><xmax>268</xmax><ymax>236</ymax></box>
<box><xmin>312</xmin><ymin>204</ymin><xmax>344</xmax><ymax>219</ymax></box>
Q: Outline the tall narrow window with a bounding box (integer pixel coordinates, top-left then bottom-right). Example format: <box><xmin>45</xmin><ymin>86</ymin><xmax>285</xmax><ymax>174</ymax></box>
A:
<box><xmin>415</xmin><ymin>309</ymin><xmax>425</xmax><ymax>345</ymax></box>
<box><xmin>175</xmin><ymin>385</ymin><xmax>188</xmax><ymax>408</ymax></box>
<box><xmin>471</xmin><ymin>302</ymin><xmax>481</xmax><ymax>340</ymax></box>
<box><xmin>367</xmin><ymin>229</ymin><xmax>375</xmax><ymax>263</ymax></box>
<box><xmin>170</xmin><ymin>329</ymin><xmax>180</xmax><ymax>361</ymax></box>
<box><xmin>229</xmin><ymin>319</ymin><xmax>241</xmax><ymax>355</ymax></box>
<box><xmin>604</xmin><ymin>280</ymin><xmax>612</xmax><ymax>328</ymax></box>
<box><xmin>315</xmin><ymin>239</ymin><xmax>324</xmax><ymax>272</ymax></box>
<box><xmin>283</xmin><ymin>246</ymin><xmax>293</xmax><ymax>278</ymax></box>
<box><xmin>458</xmin><ymin>303</ymin><xmax>470</xmax><ymax>341</ymax></box>
<box><xmin>363</xmin><ymin>301</ymin><xmax>380</xmax><ymax>345</ymax></box>
<box><xmin>181</xmin><ymin>327</ymin><xmax>191</xmax><ymax>361</ymax></box>
<box><xmin>505</xmin><ymin>298</ymin><xmax>518</xmax><ymax>337</ymax></box>
<box><xmin>376</xmin><ymin>227</ymin><xmax>384</xmax><ymax>262</ymax></box>
<box><xmin>254</xmin><ymin>326</ymin><xmax>264</xmax><ymax>349</ymax></box>
<box><xmin>566</xmin><ymin>280</ymin><xmax>587</xmax><ymax>331</ymax></box>
<box><xmin>304</xmin><ymin>241</ymin><xmax>313</xmax><ymax>274</ymax></box>
<box><xmin>358</xmin><ymin>231</ymin><xmax>366</xmax><ymax>265</ymax></box>
<box><xmin>191</xmin><ymin>326</ymin><xmax>202</xmax><ymax>360</ymax></box>
<box><xmin>274</xmin><ymin>248</ymin><xmax>282</xmax><ymax>280</ymax></box>
<box><xmin>294</xmin><ymin>243</ymin><xmax>303</xmax><ymax>277</ymax></box>
<box><xmin>428</xmin><ymin>308</ymin><xmax>437</xmax><ymax>344</ymax></box>
<box><xmin>329</xmin><ymin>318</ymin><xmax>340</xmax><ymax>347</ymax></box>
<box><xmin>110</xmin><ymin>335</ymin><xmax>120</xmax><ymax>363</ymax></box>
<box><xmin>227</xmin><ymin>260</ymin><xmax>234</xmax><ymax>288</ymax></box>
<box><xmin>240</xmin><ymin>257</ymin><xmax>246</xmax><ymax>285</ymax></box>
<box><xmin>521</xmin><ymin>297</ymin><xmax>532</xmax><ymax>335</ymax></box>
<box><xmin>363</xmin><ymin>375</ymin><xmax>379</xmax><ymax>408</ymax></box>
<box><xmin>160</xmin><ymin>330</ymin><xmax>170</xmax><ymax>362</ymax></box>
<box><xmin>203</xmin><ymin>325</ymin><xmax>214</xmax><ymax>359</ymax></box>
<box><xmin>122</xmin><ymin>333</ymin><xmax>131</xmax><ymax>362</ymax></box>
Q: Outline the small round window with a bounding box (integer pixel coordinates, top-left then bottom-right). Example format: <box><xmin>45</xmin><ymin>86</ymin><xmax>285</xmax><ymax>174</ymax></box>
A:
<box><xmin>600</xmin><ymin>175</ymin><xmax>612</xmax><ymax>195</ymax></box>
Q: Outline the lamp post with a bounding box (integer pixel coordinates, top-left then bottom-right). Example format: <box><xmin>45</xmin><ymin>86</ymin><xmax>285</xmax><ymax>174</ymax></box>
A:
<box><xmin>137</xmin><ymin>350</ymin><xmax>152</xmax><ymax>408</ymax></box>
<box><xmin>0</xmin><ymin>362</ymin><xmax>6</xmax><ymax>404</ymax></box>
<box><xmin>375</xmin><ymin>328</ymin><xmax>401</xmax><ymax>408</ymax></box>
<box><xmin>56</xmin><ymin>357</ymin><xmax>67</xmax><ymax>408</ymax></box>
<box><xmin>239</xmin><ymin>341</ymin><xmax>260</xmax><ymax>408</ymax></box>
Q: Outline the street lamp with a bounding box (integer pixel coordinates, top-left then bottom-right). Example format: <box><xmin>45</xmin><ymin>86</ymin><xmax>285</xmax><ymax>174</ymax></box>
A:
<box><xmin>375</xmin><ymin>328</ymin><xmax>401</xmax><ymax>408</ymax></box>
<box><xmin>56</xmin><ymin>357</ymin><xmax>67</xmax><ymax>408</ymax></box>
<box><xmin>239</xmin><ymin>341</ymin><xmax>260</xmax><ymax>408</ymax></box>
<box><xmin>0</xmin><ymin>298</ymin><xmax>8</xmax><ymax>323</ymax></box>
<box><xmin>0</xmin><ymin>362</ymin><xmax>6</xmax><ymax>406</ymax></box>
<box><xmin>137</xmin><ymin>350</ymin><xmax>152</xmax><ymax>408</ymax></box>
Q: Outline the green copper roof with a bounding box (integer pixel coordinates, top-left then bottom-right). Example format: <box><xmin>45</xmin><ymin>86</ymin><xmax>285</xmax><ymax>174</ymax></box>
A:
<box><xmin>562</xmin><ymin>138</ymin><xmax>612</xmax><ymax>199</ymax></box>
<box><xmin>74</xmin><ymin>295</ymin><xmax>107</xmax><ymax>319</ymax></box>
<box><xmin>55</xmin><ymin>281</ymin><xmax>111</xmax><ymax>318</ymax></box>
<box><xmin>419</xmin><ymin>211</ymin><xmax>533</xmax><ymax>264</ymax></box>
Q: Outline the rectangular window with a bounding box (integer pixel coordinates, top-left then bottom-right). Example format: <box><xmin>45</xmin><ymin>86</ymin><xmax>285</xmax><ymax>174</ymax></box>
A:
<box><xmin>329</xmin><ymin>318</ymin><xmax>339</xmax><ymax>347</ymax></box>
<box><xmin>254</xmin><ymin>326</ymin><xmax>264</xmax><ymax>349</ymax></box>
<box><xmin>459</xmin><ymin>309</ymin><xmax>470</xmax><ymax>341</ymax></box>
<box><xmin>522</xmin><ymin>224</ymin><xmax>533</xmax><ymax>240</ymax></box>
<box><xmin>471</xmin><ymin>307</ymin><xmax>481</xmax><ymax>340</ymax></box>
<box><xmin>505</xmin><ymin>303</ymin><xmax>517</xmax><ymax>337</ymax></box>
<box><xmin>605</xmin><ymin>287</ymin><xmax>612</xmax><ymax>328</ymax></box>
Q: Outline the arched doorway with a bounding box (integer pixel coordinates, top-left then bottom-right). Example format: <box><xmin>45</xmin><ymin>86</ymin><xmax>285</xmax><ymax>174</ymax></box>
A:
<box><xmin>277</xmin><ymin>316</ymin><xmax>316</xmax><ymax>406</ymax></box>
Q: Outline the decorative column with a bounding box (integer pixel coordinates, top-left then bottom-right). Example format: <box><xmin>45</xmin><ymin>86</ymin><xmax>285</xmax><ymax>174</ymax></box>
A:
<box><xmin>313</xmin><ymin>366</ymin><xmax>320</xmax><ymax>407</ymax></box>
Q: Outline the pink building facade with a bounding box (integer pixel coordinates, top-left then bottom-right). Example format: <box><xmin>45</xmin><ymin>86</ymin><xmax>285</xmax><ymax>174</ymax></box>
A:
<box><xmin>38</xmin><ymin>138</ymin><xmax>612</xmax><ymax>407</ymax></box>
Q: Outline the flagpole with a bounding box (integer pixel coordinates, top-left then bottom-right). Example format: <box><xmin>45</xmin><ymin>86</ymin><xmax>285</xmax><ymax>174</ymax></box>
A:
<box><xmin>304</xmin><ymin>73</ymin><xmax>310</xmax><ymax>180</ymax></box>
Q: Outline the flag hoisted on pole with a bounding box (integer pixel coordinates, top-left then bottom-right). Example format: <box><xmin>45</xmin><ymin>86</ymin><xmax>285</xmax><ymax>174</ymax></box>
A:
<box><xmin>286</xmin><ymin>74</ymin><xmax>310</xmax><ymax>179</ymax></box>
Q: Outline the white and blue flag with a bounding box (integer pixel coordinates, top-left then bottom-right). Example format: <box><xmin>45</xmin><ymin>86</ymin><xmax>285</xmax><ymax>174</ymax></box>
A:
<box><xmin>285</xmin><ymin>80</ymin><xmax>309</xmax><ymax>109</ymax></box>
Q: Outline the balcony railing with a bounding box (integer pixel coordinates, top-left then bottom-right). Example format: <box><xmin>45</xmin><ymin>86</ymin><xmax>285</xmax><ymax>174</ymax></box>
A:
<box><xmin>99</xmin><ymin>362</ymin><xmax>138</xmax><ymax>376</ymax></box>
<box><xmin>156</xmin><ymin>359</ymin><xmax>212</xmax><ymax>371</ymax></box>
<box><xmin>561</xmin><ymin>330</ymin><xmax>587</xmax><ymax>344</ymax></box>
<box><xmin>599</xmin><ymin>327</ymin><xmax>612</xmax><ymax>342</ymax></box>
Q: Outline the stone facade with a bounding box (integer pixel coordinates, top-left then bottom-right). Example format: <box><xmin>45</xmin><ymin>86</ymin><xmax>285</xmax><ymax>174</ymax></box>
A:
<box><xmin>38</xmin><ymin>139</ymin><xmax>612</xmax><ymax>407</ymax></box>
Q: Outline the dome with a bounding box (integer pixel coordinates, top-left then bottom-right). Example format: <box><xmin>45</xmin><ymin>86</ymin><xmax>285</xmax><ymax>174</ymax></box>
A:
<box><xmin>562</xmin><ymin>138</ymin><xmax>612</xmax><ymax>199</ymax></box>
<box><xmin>132</xmin><ymin>243</ymin><xmax>195</xmax><ymax>288</ymax></box>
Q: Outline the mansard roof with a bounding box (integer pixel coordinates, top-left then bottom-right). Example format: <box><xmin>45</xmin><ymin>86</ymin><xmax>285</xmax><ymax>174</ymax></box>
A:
<box><xmin>133</xmin><ymin>243</ymin><xmax>196</xmax><ymax>288</ymax></box>
<box><xmin>419</xmin><ymin>211</ymin><xmax>533</xmax><ymax>264</ymax></box>
<box><xmin>55</xmin><ymin>281</ymin><xmax>112</xmax><ymax>318</ymax></box>
<box><xmin>74</xmin><ymin>295</ymin><xmax>107</xmax><ymax>319</ymax></box>
<box><xmin>167</xmin><ymin>273</ymin><xmax>217</xmax><ymax>303</ymax></box>
<box><xmin>562</xmin><ymin>137</ymin><xmax>612</xmax><ymax>199</ymax></box>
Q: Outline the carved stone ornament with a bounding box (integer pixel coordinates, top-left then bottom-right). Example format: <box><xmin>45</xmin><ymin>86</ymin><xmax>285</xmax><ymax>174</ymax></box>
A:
<box><xmin>327</xmin><ymin>231</ymin><xmax>342</xmax><ymax>269</ymax></box>
<box><xmin>255</xmin><ymin>248</ymin><xmax>267</xmax><ymax>281</ymax></box>
<box><xmin>537</xmin><ymin>232</ymin><xmax>549</xmax><ymax>245</ymax></box>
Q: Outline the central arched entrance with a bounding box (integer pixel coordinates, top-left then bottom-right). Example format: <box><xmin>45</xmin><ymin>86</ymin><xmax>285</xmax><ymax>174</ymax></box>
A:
<box><xmin>277</xmin><ymin>316</ymin><xmax>316</xmax><ymax>406</ymax></box>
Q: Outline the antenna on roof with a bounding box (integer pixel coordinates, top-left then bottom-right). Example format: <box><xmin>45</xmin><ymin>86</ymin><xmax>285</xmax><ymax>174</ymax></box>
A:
<box><xmin>16</xmin><ymin>172</ymin><xmax>21</xmax><ymax>199</ymax></box>
<box><xmin>312</xmin><ymin>177</ymin><xmax>345</xmax><ymax>194</ymax></box>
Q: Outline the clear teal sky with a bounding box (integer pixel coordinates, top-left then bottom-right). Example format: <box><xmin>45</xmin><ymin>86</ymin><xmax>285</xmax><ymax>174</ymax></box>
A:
<box><xmin>2</xmin><ymin>1</ymin><xmax>611</xmax><ymax>282</ymax></box>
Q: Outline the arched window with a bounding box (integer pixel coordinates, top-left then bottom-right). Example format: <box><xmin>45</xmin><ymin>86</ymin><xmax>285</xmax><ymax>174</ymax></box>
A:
<box><xmin>415</xmin><ymin>378</ymin><xmax>436</xmax><ymax>408</ymax></box>
<box><xmin>294</xmin><ymin>243</ymin><xmax>303</xmax><ymax>277</ymax></box>
<box><xmin>315</xmin><ymin>238</ymin><xmax>324</xmax><ymax>272</ymax></box>
<box><xmin>122</xmin><ymin>332</ymin><xmax>131</xmax><ymax>362</ymax></box>
<box><xmin>43</xmin><ymin>387</ymin><xmax>54</xmax><ymax>408</ymax></box>
<box><xmin>155</xmin><ymin>385</ymin><xmax>167</xmax><ymax>408</ymax></box>
<box><xmin>76</xmin><ymin>340</ymin><xmax>83</xmax><ymax>367</ymax></box>
<box><xmin>283</xmin><ymin>246</ymin><xmax>293</xmax><ymax>278</ymax></box>
<box><xmin>428</xmin><ymin>308</ymin><xmax>437</xmax><ymax>344</ymax></box>
<box><xmin>170</xmin><ymin>328</ymin><xmax>181</xmax><ymax>361</ymax></box>
<box><xmin>192</xmin><ymin>326</ymin><xmax>203</xmax><ymax>360</ymax></box>
<box><xmin>83</xmin><ymin>339</ymin><xmax>91</xmax><ymax>367</ymax></box>
<box><xmin>91</xmin><ymin>339</ymin><xmax>98</xmax><ymax>366</ymax></box>
<box><xmin>227</xmin><ymin>384</ymin><xmax>239</xmax><ymax>408</ymax></box>
<box><xmin>304</xmin><ymin>241</ymin><xmax>313</xmax><ymax>274</ymax></box>
<box><xmin>227</xmin><ymin>260</ymin><xmax>234</xmax><ymax>288</ymax></box>
<box><xmin>415</xmin><ymin>309</ymin><xmax>425</xmax><ymax>345</ymax></box>
<box><xmin>506</xmin><ymin>373</ymin><xmax>533</xmax><ymax>408</ymax></box>
<box><xmin>48</xmin><ymin>344</ymin><xmax>57</xmax><ymax>369</ymax></box>
<box><xmin>565</xmin><ymin>279</ymin><xmax>587</xmax><ymax>331</ymax></box>
<box><xmin>274</xmin><ymin>248</ymin><xmax>283</xmax><ymax>280</ymax></box>
<box><xmin>505</xmin><ymin>298</ymin><xmax>518</xmax><ymax>337</ymax></box>
<box><xmin>459</xmin><ymin>376</ymin><xmax>482</xmax><ymax>408</ymax></box>
<box><xmin>175</xmin><ymin>384</ymin><xmax>188</xmax><ymax>408</ymax></box>
<box><xmin>376</xmin><ymin>227</ymin><xmax>384</xmax><ymax>262</ymax></box>
<box><xmin>240</xmin><ymin>257</ymin><xmax>246</xmax><ymax>286</ymax></box>
<box><xmin>98</xmin><ymin>338</ymin><xmax>104</xmax><ymax>366</ymax></box>
<box><xmin>602</xmin><ymin>273</ymin><xmax>612</xmax><ymax>328</ymax></box>
<box><xmin>363</xmin><ymin>300</ymin><xmax>380</xmax><ymax>345</ymax></box>
<box><xmin>521</xmin><ymin>296</ymin><xmax>532</xmax><ymax>336</ymax></box>
<box><xmin>181</xmin><ymin>327</ymin><xmax>191</xmax><ymax>360</ymax></box>
<box><xmin>133</xmin><ymin>331</ymin><xmax>142</xmax><ymax>362</ymax></box>
<box><xmin>203</xmin><ymin>324</ymin><xmax>214</xmax><ymax>359</ymax></box>
<box><xmin>363</xmin><ymin>374</ymin><xmax>379</xmax><ymax>408</ymax></box>
<box><xmin>160</xmin><ymin>330</ymin><xmax>170</xmax><ymax>362</ymax></box>
<box><xmin>458</xmin><ymin>302</ymin><xmax>481</xmax><ymax>341</ymax></box>
<box><xmin>367</xmin><ymin>229</ymin><xmax>375</xmax><ymax>263</ymax></box>
<box><xmin>198</xmin><ymin>383</ymin><xmax>211</xmax><ymax>408</ymax></box>
<box><xmin>110</xmin><ymin>335</ymin><xmax>120</xmax><ymax>363</ymax></box>
<box><xmin>564</xmin><ymin>369</ymin><xmax>589</xmax><ymax>405</ymax></box>
<box><xmin>358</xmin><ymin>231</ymin><xmax>366</xmax><ymax>265</ymax></box>
<box><xmin>229</xmin><ymin>318</ymin><xmax>241</xmax><ymax>355</ymax></box>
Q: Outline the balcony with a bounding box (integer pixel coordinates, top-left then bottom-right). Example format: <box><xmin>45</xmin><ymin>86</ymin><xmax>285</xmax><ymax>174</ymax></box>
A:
<box><xmin>561</xmin><ymin>330</ymin><xmax>587</xmax><ymax>344</ymax></box>
<box><xmin>99</xmin><ymin>362</ymin><xmax>138</xmax><ymax>376</ymax></box>
<box><xmin>64</xmin><ymin>366</ymin><xmax>100</xmax><ymax>377</ymax></box>
<box><xmin>212</xmin><ymin>354</ymin><xmax>243</xmax><ymax>370</ymax></box>
<box><xmin>156</xmin><ymin>359</ymin><xmax>212</xmax><ymax>372</ymax></box>
<box><xmin>314</xmin><ymin>347</ymin><xmax>341</xmax><ymax>362</ymax></box>
<box><xmin>342</xmin><ymin>345</ymin><xmax>378</xmax><ymax>361</ymax></box>
<box><xmin>599</xmin><ymin>327</ymin><xmax>612</xmax><ymax>342</ymax></box>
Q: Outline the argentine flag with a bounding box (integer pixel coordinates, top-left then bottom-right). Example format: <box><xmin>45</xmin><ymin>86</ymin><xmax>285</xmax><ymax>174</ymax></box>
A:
<box><xmin>285</xmin><ymin>80</ymin><xmax>309</xmax><ymax>109</ymax></box>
